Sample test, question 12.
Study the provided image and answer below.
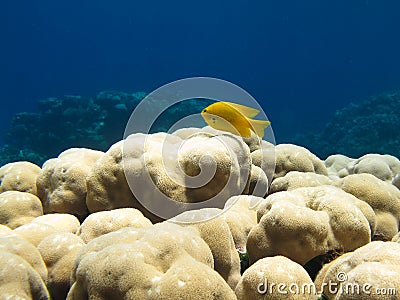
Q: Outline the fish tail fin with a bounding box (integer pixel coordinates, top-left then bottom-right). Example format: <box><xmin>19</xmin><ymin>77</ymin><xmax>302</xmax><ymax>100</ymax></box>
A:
<box><xmin>248</xmin><ymin>119</ymin><xmax>271</xmax><ymax>138</ymax></box>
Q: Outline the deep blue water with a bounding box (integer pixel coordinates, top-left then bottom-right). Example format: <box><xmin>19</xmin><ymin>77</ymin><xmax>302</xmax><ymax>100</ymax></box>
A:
<box><xmin>1</xmin><ymin>0</ymin><xmax>400</xmax><ymax>144</ymax></box>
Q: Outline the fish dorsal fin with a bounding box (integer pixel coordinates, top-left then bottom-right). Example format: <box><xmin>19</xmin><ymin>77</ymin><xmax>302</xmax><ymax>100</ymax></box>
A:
<box><xmin>224</xmin><ymin>102</ymin><xmax>260</xmax><ymax>118</ymax></box>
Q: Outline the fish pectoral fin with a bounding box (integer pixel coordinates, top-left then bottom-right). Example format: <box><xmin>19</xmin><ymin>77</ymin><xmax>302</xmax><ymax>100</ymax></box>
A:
<box><xmin>225</xmin><ymin>102</ymin><xmax>260</xmax><ymax>118</ymax></box>
<box><xmin>248</xmin><ymin>119</ymin><xmax>271</xmax><ymax>138</ymax></box>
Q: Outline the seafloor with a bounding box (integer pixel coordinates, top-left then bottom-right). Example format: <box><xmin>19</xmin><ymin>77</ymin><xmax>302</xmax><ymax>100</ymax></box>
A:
<box><xmin>0</xmin><ymin>92</ymin><xmax>399</xmax><ymax>299</ymax></box>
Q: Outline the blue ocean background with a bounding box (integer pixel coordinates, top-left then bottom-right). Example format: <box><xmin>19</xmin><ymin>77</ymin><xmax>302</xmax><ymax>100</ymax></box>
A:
<box><xmin>1</xmin><ymin>0</ymin><xmax>400</xmax><ymax>162</ymax></box>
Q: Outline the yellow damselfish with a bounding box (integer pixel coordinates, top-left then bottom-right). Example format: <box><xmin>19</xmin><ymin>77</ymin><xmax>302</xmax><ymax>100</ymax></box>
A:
<box><xmin>201</xmin><ymin>101</ymin><xmax>271</xmax><ymax>138</ymax></box>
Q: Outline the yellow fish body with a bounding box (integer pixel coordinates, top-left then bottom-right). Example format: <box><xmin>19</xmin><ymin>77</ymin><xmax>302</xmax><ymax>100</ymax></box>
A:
<box><xmin>201</xmin><ymin>101</ymin><xmax>271</xmax><ymax>138</ymax></box>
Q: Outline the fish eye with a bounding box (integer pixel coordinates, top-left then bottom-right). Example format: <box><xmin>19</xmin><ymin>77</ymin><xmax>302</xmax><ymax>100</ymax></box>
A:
<box><xmin>203</xmin><ymin>109</ymin><xmax>207</xmax><ymax>112</ymax></box>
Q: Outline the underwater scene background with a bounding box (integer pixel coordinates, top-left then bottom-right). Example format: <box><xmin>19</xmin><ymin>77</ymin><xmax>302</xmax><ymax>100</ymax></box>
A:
<box><xmin>2</xmin><ymin>0</ymin><xmax>400</xmax><ymax>164</ymax></box>
<box><xmin>3</xmin><ymin>2</ymin><xmax>400</xmax><ymax>299</ymax></box>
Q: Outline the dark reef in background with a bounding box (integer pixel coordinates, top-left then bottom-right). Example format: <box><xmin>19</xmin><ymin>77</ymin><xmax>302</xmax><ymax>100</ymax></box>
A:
<box><xmin>0</xmin><ymin>91</ymin><xmax>144</xmax><ymax>165</ymax></box>
<box><xmin>1</xmin><ymin>90</ymin><xmax>399</xmax><ymax>166</ymax></box>
<box><xmin>0</xmin><ymin>91</ymin><xmax>212</xmax><ymax>166</ymax></box>
<box><xmin>293</xmin><ymin>90</ymin><xmax>400</xmax><ymax>159</ymax></box>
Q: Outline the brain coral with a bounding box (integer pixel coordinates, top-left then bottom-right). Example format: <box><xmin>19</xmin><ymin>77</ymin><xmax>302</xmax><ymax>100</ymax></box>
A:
<box><xmin>0</xmin><ymin>235</ymin><xmax>48</xmax><ymax>281</ymax></box>
<box><xmin>244</xmin><ymin>165</ymin><xmax>269</xmax><ymax>197</ymax></box>
<box><xmin>273</xmin><ymin>144</ymin><xmax>328</xmax><ymax>180</ymax></box>
<box><xmin>315</xmin><ymin>241</ymin><xmax>400</xmax><ymax>299</ymax></box>
<box><xmin>177</xmin><ymin>208</ymin><xmax>241</xmax><ymax>289</ymax></box>
<box><xmin>13</xmin><ymin>222</ymin><xmax>58</xmax><ymax>246</ymax></box>
<box><xmin>67</xmin><ymin>222</ymin><xmax>236</xmax><ymax>299</ymax></box>
<box><xmin>344</xmin><ymin>154</ymin><xmax>400</xmax><ymax>182</ymax></box>
<box><xmin>0</xmin><ymin>251</ymin><xmax>49</xmax><ymax>299</ymax></box>
<box><xmin>0</xmin><ymin>224</ymin><xmax>13</xmax><ymax>237</ymax></box>
<box><xmin>77</xmin><ymin>208</ymin><xmax>152</xmax><ymax>243</ymax></box>
<box><xmin>174</xmin><ymin>127</ymin><xmax>273</xmax><ymax>197</ymax></box>
<box><xmin>247</xmin><ymin>185</ymin><xmax>375</xmax><ymax>265</ymax></box>
<box><xmin>269</xmin><ymin>171</ymin><xmax>332</xmax><ymax>194</ymax></box>
<box><xmin>392</xmin><ymin>231</ymin><xmax>400</xmax><ymax>242</ymax></box>
<box><xmin>324</xmin><ymin>154</ymin><xmax>355</xmax><ymax>179</ymax></box>
<box><xmin>393</xmin><ymin>172</ymin><xmax>400</xmax><ymax>189</ymax></box>
<box><xmin>249</xmin><ymin>139</ymin><xmax>275</xmax><ymax>184</ymax></box>
<box><xmin>86</xmin><ymin>130</ymin><xmax>251</xmax><ymax>222</ymax></box>
<box><xmin>0</xmin><ymin>161</ymin><xmax>41</xmax><ymax>195</ymax></box>
<box><xmin>31</xmin><ymin>213</ymin><xmax>80</xmax><ymax>234</ymax></box>
<box><xmin>335</xmin><ymin>173</ymin><xmax>400</xmax><ymax>240</ymax></box>
<box><xmin>0</xmin><ymin>190</ymin><xmax>43</xmax><ymax>229</ymax></box>
<box><xmin>36</xmin><ymin>148</ymin><xmax>103</xmax><ymax>220</ymax></box>
<box><xmin>221</xmin><ymin>195</ymin><xmax>262</xmax><ymax>250</ymax></box>
<box><xmin>37</xmin><ymin>232</ymin><xmax>85</xmax><ymax>300</ymax></box>
<box><xmin>235</xmin><ymin>256</ymin><xmax>315</xmax><ymax>300</ymax></box>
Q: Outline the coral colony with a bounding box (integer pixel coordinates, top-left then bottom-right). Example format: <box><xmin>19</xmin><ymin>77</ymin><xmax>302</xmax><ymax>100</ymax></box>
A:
<box><xmin>0</xmin><ymin>92</ymin><xmax>400</xmax><ymax>299</ymax></box>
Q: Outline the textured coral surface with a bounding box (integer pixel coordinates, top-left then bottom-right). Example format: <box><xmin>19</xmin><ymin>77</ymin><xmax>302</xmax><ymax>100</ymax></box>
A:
<box><xmin>0</xmin><ymin>126</ymin><xmax>399</xmax><ymax>299</ymax></box>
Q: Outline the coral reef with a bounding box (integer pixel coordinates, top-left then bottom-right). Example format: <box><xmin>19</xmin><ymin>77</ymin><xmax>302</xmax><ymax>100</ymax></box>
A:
<box><xmin>68</xmin><ymin>222</ymin><xmax>236</xmax><ymax>299</ymax></box>
<box><xmin>345</xmin><ymin>154</ymin><xmax>400</xmax><ymax>182</ymax></box>
<box><xmin>393</xmin><ymin>172</ymin><xmax>400</xmax><ymax>189</ymax></box>
<box><xmin>325</xmin><ymin>154</ymin><xmax>356</xmax><ymax>179</ymax></box>
<box><xmin>269</xmin><ymin>171</ymin><xmax>333</xmax><ymax>194</ymax></box>
<box><xmin>335</xmin><ymin>173</ymin><xmax>400</xmax><ymax>240</ymax></box>
<box><xmin>0</xmin><ymin>92</ymin><xmax>144</xmax><ymax>166</ymax></box>
<box><xmin>220</xmin><ymin>195</ymin><xmax>262</xmax><ymax>250</ymax></box>
<box><xmin>1</xmin><ymin>113</ymin><xmax>400</xmax><ymax>299</ymax></box>
<box><xmin>0</xmin><ymin>224</ymin><xmax>14</xmax><ymax>237</ymax></box>
<box><xmin>76</xmin><ymin>208</ymin><xmax>152</xmax><ymax>243</ymax></box>
<box><xmin>13</xmin><ymin>222</ymin><xmax>59</xmax><ymax>247</ymax></box>
<box><xmin>0</xmin><ymin>91</ymin><xmax>213</xmax><ymax>166</ymax></box>
<box><xmin>30</xmin><ymin>214</ymin><xmax>80</xmax><ymax>234</ymax></box>
<box><xmin>85</xmin><ymin>129</ymin><xmax>258</xmax><ymax>222</ymax></box>
<box><xmin>36</xmin><ymin>148</ymin><xmax>103</xmax><ymax>220</ymax></box>
<box><xmin>0</xmin><ymin>161</ymin><xmax>41</xmax><ymax>195</ymax></box>
<box><xmin>0</xmin><ymin>191</ymin><xmax>43</xmax><ymax>229</ymax></box>
<box><xmin>37</xmin><ymin>233</ymin><xmax>85</xmax><ymax>300</ymax></box>
<box><xmin>326</xmin><ymin>153</ymin><xmax>400</xmax><ymax>182</ymax></box>
<box><xmin>315</xmin><ymin>241</ymin><xmax>400</xmax><ymax>299</ymax></box>
<box><xmin>186</xmin><ymin>211</ymin><xmax>241</xmax><ymax>289</ymax></box>
<box><xmin>273</xmin><ymin>144</ymin><xmax>328</xmax><ymax>179</ymax></box>
<box><xmin>0</xmin><ymin>251</ymin><xmax>49</xmax><ymax>299</ymax></box>
<box><xmin>235</xmin><ymin>256</ymin><xmax>315</xmax><ymax>300</ymax></box>
<box><xmin>0</xmin><ymin>235</ymin><xmax>48</xmax><ymax>281</ymax></box>
<box><xmin>247</xmin><ymin>186</ymin><xmax>374</xmax><ymax>265</ymax></box>
<box><xmin>293</xmin><ymin>90</ymin><xmax>400</xmax><ymax>159</ymax></box>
